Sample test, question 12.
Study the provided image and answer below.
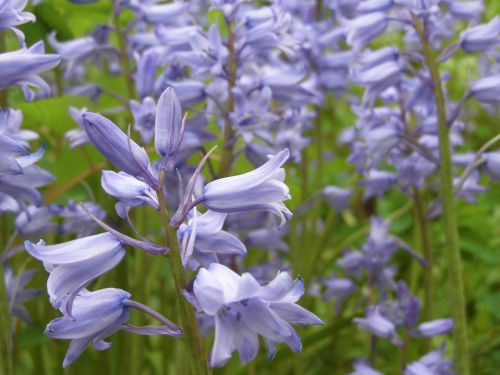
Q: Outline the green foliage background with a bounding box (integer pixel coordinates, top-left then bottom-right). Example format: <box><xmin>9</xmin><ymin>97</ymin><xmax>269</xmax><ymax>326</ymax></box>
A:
<box><xmin>2</xmin><ymin>1</ymin><xmax>500</xmax><ymax>374</ymax></box>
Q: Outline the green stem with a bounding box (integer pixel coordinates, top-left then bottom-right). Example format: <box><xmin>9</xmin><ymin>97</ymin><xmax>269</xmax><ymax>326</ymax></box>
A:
<box><xmin>415</xmin><ymin>16</ymin><xmax>470</xmax><ymax>375</ymax></box>
<box><xmin>302</xmin><ymin>207</ymin><xmax>336</xmax><ymax>284</ymax></box>
<box><xmin>218</xmin><ymin>18</ymin><xmax>237</xmax><ymax>178</ymax></box>
<box><xmin>0</xmin><ymin>29</ymin><xmax>13</xmax><ymax>375</ymax></box>
<box><xmin>0</xmin><ymin>31</ymin><xmax>7</xmax><ymax>108</ymax></box>
<box><xmin>156</xmin><ymin>172</ymin><xmax>211</xmax><ymax>375</ymax></box>
<box><xmin>112</xmin><ymin>0</ymin><xmax>135</xmax><ymax>101</ymax></box>
<box><xmin>413</xmin><ymin>188</ymin><xmax>434</xmax><ymax>352</ymax></box>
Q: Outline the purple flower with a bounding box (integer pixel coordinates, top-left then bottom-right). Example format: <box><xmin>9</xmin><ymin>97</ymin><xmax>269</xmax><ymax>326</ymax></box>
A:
<box><xmin>65</xmin><ymin>107</ymin><xmax>89</xmax><ymax>149</ymax></box>
<box><xmin>81</xmin><ymin>112</ymin><xmax>157</xmax><ymax>187</ymax></box>
<box><xmin>101</xmin><ymin>170</ymin><xmax>159</xmax><ymax>219</ymax></box>
<box><xmin>322</xmin><ymin>186</ymin><xmax>352</xmax><ymax>212</ymax></box>
<box><xmin>361</xmin><ymin>169</ymin><xmax>397</xmax><ymax>199</ymax></box>
<box><xmin>192</xmin><ymin>263</ymin><xmax>323</xmax><ymax>366</ymax></box>
<box><xmin>4</xmin><ymin>265</ymin><xmax>40</xmax><ymax>324</ymax></box>
<box><xmin>0</xmin><ymin>0</ymin><xmax>35</xmax><ymax>32</ymax></box>
<box><xmin>404</xmin><ymin>343</ymin><xmax>453</xmax><ymax>375</ymax></box>
<box><xmin>446</xmin><ymin>0</ymin><xmax>484</xmax><ymax>21</ymax></box>
<box><xmin>25</xmin><ymin>233</ymin><xmax>125</xmax><ymax>316</ymax></box>
<box><xmin>202</xmin><ymin>149</ymin><xmax>292</xmax><ymax>225</ymax></box>
<box><xmin>349</xmin><ymin>359</ymin><xmax>383</xmax><ymax>375</ymax></box>
<box><xmin>414</xmin><ymin>319</ymin><xmax>453</xmax><ymax>337</ymax></box>
<box><xmin>0</xmin><ymin>41</ymin><xmax>60</xmax><ymax>100</ymax></box>
<box><xmin>44</xmin><ymin>288</ymin><xmax>181</xmax><ymax>368</ymax></box>
<box><xmin>460</xmin><ymin>16</ymin><xmax>500</xmax><ymax>52</ymax></box>
<box><xmin>59</xmin><ymin>200</ymin><xmax>106</xmax><ymax>237</ymax></box>
<box><xmin>155</xmin><ymin>87</ymin><xmax>184</xmax><ymax>160</ymax></box>
<box><xmin>354</xmin><ymin>307</ymin><xmax>403</xmax><ymax>346</ymax></box>
<box><xmin>345</xmin><ymin>12</ymin><xmax>388</xmax><ymax>51</ymax></box>
<box><xmin>482</xmin><ymin>152</ymin><xmax>500</xmax><ymax>180</ymax></box>
<box><xmin>130</xmin><ymin>97</ymin><xmax>156</xmax><ymax>144</ymax></box>
<box><xmin>14</xmin><ymin>204</ymin><xmax>62</xmax><ymax>237</ymax></box>
<box><xmin>356</xmin><ymin>0</ymin><xmax>394</xmax><ymax>14</ymax></box>
<box><xmin>178</xmin><ymin>210</ymin><xmax>246</xmax><ymax>269</ymax></box>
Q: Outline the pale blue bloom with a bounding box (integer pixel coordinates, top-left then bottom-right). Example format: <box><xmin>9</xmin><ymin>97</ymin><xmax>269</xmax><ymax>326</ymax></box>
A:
<box><xmin>460</xmin><ymin>16</ymin><xmax>500</xmax><ymax>52</ymax></box>
<box><xmin>202</xmin><ymin>149</ymin><xmax>292</xmax><ymax>225</ymax></box>
<box><xmin>101</xmin><ymin>170</ymin><xmax>159</xmax><ymax>219</ymax></box>
<box><xmin>192</xmin><ymin>263</ymin><xmax>323</xmax><ymax>367</ymax></box>
<box><xmin>25</xmin><ymin>233</ymin><xmax>125</xmax><ymax>316</ymax></box>
<box><xmin>44</xmin><ymin>288</ymin><xmax>182</xmax><ymax>368</ymax></box>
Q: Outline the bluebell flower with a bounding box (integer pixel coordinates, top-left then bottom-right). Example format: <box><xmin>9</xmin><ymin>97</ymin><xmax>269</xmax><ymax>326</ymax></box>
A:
<box><xmin>161</xmin><ymin>80</ymin><xmax>206</xmax><ymax>107</ymax></box>
<box><xmin>322</xmin><ymin>186</ymin><xmax>352</xmax><ymax>212</ymax></box>
<box><xmin>0</xmin><ymin>41</ymin><xmax>60</xmax><ymax>100</ymax></box>
<box><xmin>349</xmin><ymin>359</ymin><xmax>383</xmax><ymax>375</ymax></box>
<box><xmin>14</xmin><ymin>204</ymin><xmax>62</xmax><ymax>237</ymax></box>
<box><xmin>471</xmin><ymin>74</ymin><xmax>500</xmax><ymax>104</ymax></box>
<box><xmin>128</xmin><ymin>1</ymin><xmax>189</xmax><ymax>25</ymax></box>
<box><xmin>361</xmin><ymin>169</ymin><xmax>397</xmax><ymax>199</ymax></box>
<box><xmin>191</xmin><ymin>263</ymin><xmax>323</xmax><ymax>367</ymax></box>
<box><xmin>130</xmin><ymin>97</ymin><xmax>156</xmax><ymax>144</ymax></box>
<box><xmin>356</xmin><ymin>0</ymin><xmax>394</xmax><ymax>14</ymax></box>
<box><xmin>178</xmin><ymin>210</ymin><xmax>246</xmax><ymax>269</ymax></box>
<box><xmin>243</xmin><ymin>220</ymin><xmax>289</xmax><ymax>253</ymax></box>
<box><xmin>454</xmin><ymin>171</ymin><xmax>488</xmax><ymax>203</ymax></box>
<box><xmin>59</xmin><ymin>200</ymin><xmax>106</xmax><ymax>237</ymax></box>
<box><xmin>460</xmin><ymin>16</ymin><xmax>500</xmax><ymax>52</ymax></box>
<box><xmin>48</xmin><ymin>32</ymin><xmax>100</xmax><ymax>77</ymax></box>
<box><xmin>322</xmin><ymin>275</ymin><xmax>356</xmax><ymax>312</ymax></box>
<box><xmin>482</xmin><ymin>152</ymin><xmax>500</xmax><ymax>180</ymax></box>
<box><xmin>44</xmin><ymin>288</ymin><xmax>181</xmax><ymax>368</ymax></box>
<box><xmin>354</xmin><ymin>307</ymin><xmax>403</xmax><ymax>346</ymax></box>
<box><xmin>25</xmin><ymin>233</ymin><xmax>126</xmax><ymax>316</ymax></box>
<box><xmin>0</xmin><ymin>0</ymin><xmax>35</xmax><ymax>34</ymax></box>
<box><xmin>81</xmin><ymin>112</ymin><xmax>157</xmax><ymax>188</ymax></box>
<box><xmin>155</xmin><ymin>87</ymin><xmax>184</xmax><ymax>160</ymax></box>
<box><xmin>345</xmin><ymin>12</ymin><xmax>388</xmax><ymax>51</ymax></box>
<box><xmin>352</xmin><ymin>60</ymin><xmax>402</xmax><ymax>106</ymax></box>
<box><xmin>445</xmin><ymin>0</ymin><xmax>484</xmax><ymax>21</ymax></box>
<box><xmin>65</xmin><ymin>107</ymin><xmax>89</xmax><ymax>149</ymax></box>
<box><xmin>414</xmin><ymin>319</ymin><xmax>453</xmax><ymax>337</ymax></box>
<box><xmin>404</xmin><ymin>343</ymin><xmax>453</xmax><ymax>375</ymax></box>
<box><xmin>201</xmin><ymin>149</ymin><xmax>292</xmax><ymax>225</ymax></box>
<box><xmin>134</xmin><ymin>49</ymin><xmax>159</xmax><ymax>99</ymax></box>
<box><xmin>4</xmin><ymin>265</ymin><xmax>40</xmax><ymax>324</ymax></box>
<box><xmin>101</xmin><ymin>170</ymin><xmax>159</xmax><ymax>219</ymax></box>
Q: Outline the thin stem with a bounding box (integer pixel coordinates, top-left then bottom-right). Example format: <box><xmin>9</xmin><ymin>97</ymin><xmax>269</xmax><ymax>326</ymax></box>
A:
<box><xmin>454</xmin><ymin>133</ymin><xmax>500</xmax><ymax>194</ymax></box>
<box><xmin>112</xmin><ymin>0</ymin><xmax>135</xmax><ymax>101</ymax></box>
<box><xmin>413</xmin><ymin>188</ymin><xmax>434</xmax><ymax>352</ymax></box>
<box><xmin>45</xmin><ymin>162</ymin><xmax>106</xmax><ymax>203</ymax></box>
<box><xmin>156</xmin><ymin>171</ymin><xmax>211</xmax><ymax>375</ymax></box>
<box><xmin>415</xmin><ymin>16</ymin><xmax>470</xmax><ymax>375</ymax></box>
<box><xmin>218</xmin><ymin>18</ymin><xmax>237</xmax><ymax>178</ymax></box>
<box><xmin>0</xmin><ymin>29</ymin><xmax>13</xmax><ymax>375</ymax></box>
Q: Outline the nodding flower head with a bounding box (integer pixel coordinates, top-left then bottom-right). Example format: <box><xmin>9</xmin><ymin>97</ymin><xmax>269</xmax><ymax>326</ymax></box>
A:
<box><xmin>202</xmin><ymin>149</ymin><xmax>292</xmax><ymax>226</ymax></box>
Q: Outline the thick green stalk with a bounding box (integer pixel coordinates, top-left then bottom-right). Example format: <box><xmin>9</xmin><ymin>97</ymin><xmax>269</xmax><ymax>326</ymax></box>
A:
<box><xmin>218</xmin><ymin>19</ymin><xmax>237</xmax><ymax>178</ymax></box>
<box><xmin>415</xmin><ymin>17</ymin><xmax>469</xmax><ymax>375</ymax></box>
<box><xmin>156</xmin><ymin>174</ymin><xmax>211</xmax><ymax>375</ymax></box>
<box><xmin>112</xmin><ymin>0</ymin><xmax>136</xmax><ymax>101</ymax></box>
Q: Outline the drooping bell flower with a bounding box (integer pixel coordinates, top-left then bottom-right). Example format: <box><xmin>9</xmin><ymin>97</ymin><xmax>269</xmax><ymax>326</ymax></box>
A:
<box><xmin>101</xmin><ymin>170</ymin><xmax>159</xmax><ymax>219</ymax></box>
<box><xmin>25</xmin><ymin>233</ymin><xmax>126</xmax><ymax>316</ymax></box>
<box><xmin>177</xmin><ymin>210</ymin><xmax>246</xmax><ymax>269</ymax></box>
<box><xmin>459</xmin><ymin>16</ymin><xmax>500</xmax><ymax>52</ymax></box>
<box><xmin>0</xmin><ymin>41</ymin><xmax>60</xmax><ymax>100</ymax></box>
<box><xmin>81</xmin><ymin>112</ymin><xmax>157</xmax><ymax>188</ymax></box>
<box><xmin>191</xmin><ymin>263</ymin><xmax>323</xmax><ymax>367</ymax></box>
<box><xmin>45</xmin><ymin>288</ymin><xmax>182</xmax><ymax>368</ymax></box>
<box><xmin>354</xmin><ymin>307</ymin><xmax>403</xmax><ymax>346</ymax></box>
<box><xmin>201</xmin><ymin>149</ymin><xmax>292</xmax><ymax>226</ymax></box>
